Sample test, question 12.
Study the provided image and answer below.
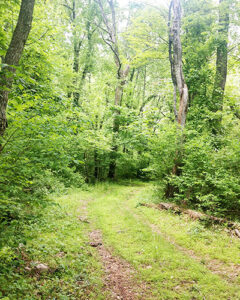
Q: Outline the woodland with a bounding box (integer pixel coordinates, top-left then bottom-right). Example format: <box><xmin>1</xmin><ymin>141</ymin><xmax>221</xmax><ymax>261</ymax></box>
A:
<box><xmin>0</xmin><ymin>0</ymin><xmax>240</xmax><ymax>299</ymax></box>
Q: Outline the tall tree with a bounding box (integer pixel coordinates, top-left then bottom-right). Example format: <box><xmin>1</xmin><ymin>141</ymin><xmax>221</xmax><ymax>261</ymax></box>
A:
<box><xmin>182</xmin><ymin>0</ymin><xmax>215</xmax><ymax>111</ymax></box>
<box><xmin>64</xmin><ymin>0</ymin><xmax>97</xmax><ymax>105</ymax></box>
<box><xmin>96</xmin><ymin>0</ymin><xmax>130</xmax><ymax>179</ymax></box>
<box><xmin>0</xmin><ymin>0</ymin><xmax>35</xmax><ymax>136</ymax></box>
<box><xmin>169</xmin><ymin>0</ymin><xmax>189</xmax><ymax>128</ymax></box>
<box><xmin>79</xmin><ymin>0</ymin><xmax>98</xmax><ymax>93</ymax></box>
<box><xmin>64</xmin><ymin>0</ymin><xmax>85</xmax><ymax>105</ymax></box>
<box><xmin>166</xmin><ymin>0</ymin><xmax>189</xmax><ymax>197</ymax></box>
<box><xmin>211</xmin><ymin>0</ymin><xmax>230</xmax><ymax>131</ymax></box>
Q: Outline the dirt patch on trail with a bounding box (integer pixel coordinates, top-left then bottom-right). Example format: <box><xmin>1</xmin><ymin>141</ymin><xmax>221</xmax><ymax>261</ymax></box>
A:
<box><xmin>89</xmin><ymin>230</ymin><xmax>151</xmax><ymax>300</ymax></box>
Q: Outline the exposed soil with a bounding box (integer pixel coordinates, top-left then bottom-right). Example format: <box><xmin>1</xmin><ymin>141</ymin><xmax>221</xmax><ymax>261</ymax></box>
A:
<box><xmin>89</xmin><ymin>230</ymin><xmax>151</xmax><ymax>300</ymax></box>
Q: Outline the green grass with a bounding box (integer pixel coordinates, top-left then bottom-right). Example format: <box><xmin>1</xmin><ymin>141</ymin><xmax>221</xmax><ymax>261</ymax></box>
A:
<box><xmin>0</xmin><ymin>190</ymin><xmax>105</xmax><ymax>300</ymax></box>
<box><xmin>1</xmin><ymin>182</ymin><xmax>240</xmax><ymax>299</ymax></box>
<box><xmin>136</xmin><ymin>185</ymin><xmax>240</xmax><ymax>265</ymax></box>
<box><xmin>87</xmin><ymin>182</ymin><xmax>240</xmax><ymax>299</ymax></box>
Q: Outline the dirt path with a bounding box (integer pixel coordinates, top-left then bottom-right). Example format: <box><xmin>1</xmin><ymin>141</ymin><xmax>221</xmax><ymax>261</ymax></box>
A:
<box><xmin>89</xmin><ymin>230</ymin><xmax>151</xmax><ymax>300</ymax></box>
<box><xmin>77</xmin><ymin>184</ymin><xmax>240</xmax><ymax>299</ymax></box>
<box><xmin>78</xmin><ymin>196</ymin><xmax>152</xmax><ymax>299</ymax></box>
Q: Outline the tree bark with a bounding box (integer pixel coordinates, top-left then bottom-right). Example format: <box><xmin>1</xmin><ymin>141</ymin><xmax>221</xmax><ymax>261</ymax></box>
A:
<box><xmin>169</xmin><ymin>0</ymin><xmax>189</xmax><ymax>128</ymax></box>
<box><xmin>108</xmin><ymin>66</ymin><xmax>130</xmax><ymax>179</ymax></box>
<box><xmin>0</xmin><ymin>0</ymin><xmax>35</xmax><ymax>136</ymax></box>
<box><xmin>94</xmin><ymin>149</ymin><xmax>99</xmax><ymax>181</ymax></box>
<box><xmin>96</xmin><ymin>0</ymin><xmax>130</xmax><ymax>179</ymax></box>
<box><xmin>64</xmin><ymin>0</ymin><xmax>85</xmax><ymax>105</ymax></box>
<box><xmin>211</xmin><ymin>0</ymin><xmax>229</xmax><ymax>132</ymax></box>
<box><xmin>166</xmin><ymin>0</ymin><xmax>189</xmax><ymax>198</ymax></box>
<box><xmin>72</xmin><ymin>0</ymin><xmax>80</xmax><ymax>106</ymax></box>
<box><xmin>79</xmin><ymin>10</ymin><xmax>96</xmax><ymax>92</ymax></box>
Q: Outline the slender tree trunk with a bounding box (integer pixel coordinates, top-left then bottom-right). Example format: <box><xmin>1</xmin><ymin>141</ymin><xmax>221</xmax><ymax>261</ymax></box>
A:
<box><xmin>73</xmin><ymin>46</ymin><xmax>80</xmax><ymax>105</ymax></box>
<box><xmin>79</xmin><ymin>17</ymin><xmax>95</xmax><ymax>93</ymax></box>
<box><xmin>65</xmin><ymin>0</ymin><xmax>86</xmax><ymax>105</ymax></box>
<box><xmin>142</xmin><ymin>65</ymin><xmax>147</xmax><ymax>104</ymax></box>
<box><xmin>108</xmin><ymin>69</ymin><xmax>129</xmax><ymax>179</ymax></box>
<box><xmin>72</xmin><ymin>0</ymin><xmax>80</xmax><ymax>106</ymax></box>
<box><xmin>96</xmin><ymin>0</ymin><xmax>130</xmax><ymax>179</ymax></box>
<box><xmin>169</xmin><ymin>0</ymin><xmax>188</xmax><ymax>129</ymax></box>
<box><xmin>166</xmin><ymin>0</ymin><xmax>189</xmax><ymax>198</ymax></box>
<box><xmin>126</xmin><ymin>68</ymin><xmax>135</xmax><ymax>109</ymax></box>
<box><xmin>108</xmin><ymin>87</ymin><xmax>123</xmax><ymax>179</ymax></box>
<box><xmin>211</xmin><ymin>0</ymin><xmax>229</xmax><ymax>132</ymax></box>
<box><xmin>94</xmin><ymin>150</ymin><xmax>99</xmax><ymax>181</ymax></box>
<box><xmin>0</xmin><ymin>0</ymin><xmax>35</xmax><ymax>136</ymax></box>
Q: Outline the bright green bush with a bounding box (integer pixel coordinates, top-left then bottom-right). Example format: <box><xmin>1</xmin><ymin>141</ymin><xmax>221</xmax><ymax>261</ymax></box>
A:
<box><xmin>152</xmin><ymin>126</ymin><xmax>240</xmax><ymax>218</ymax></box>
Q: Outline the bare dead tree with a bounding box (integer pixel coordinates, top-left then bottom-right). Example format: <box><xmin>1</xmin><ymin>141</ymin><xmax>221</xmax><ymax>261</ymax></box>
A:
<box><xmin>0</xmin><ymin>0</ymin><xmax>35</xmax><ymax>136</ymax></box>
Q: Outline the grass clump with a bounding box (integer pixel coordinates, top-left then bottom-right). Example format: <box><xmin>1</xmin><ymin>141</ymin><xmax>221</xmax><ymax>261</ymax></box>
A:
<box><xmin>0</xmin><ymin>190</ymin><xmax>104</xmax><ymax>300</ymax></box>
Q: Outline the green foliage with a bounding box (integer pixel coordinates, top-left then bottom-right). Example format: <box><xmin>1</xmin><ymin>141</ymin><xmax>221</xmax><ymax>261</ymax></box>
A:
<box><xmin>150</xmin><ymin>123</ymin><xmax>178</xmax><ymax>180</ymax></box>
<box><xmin>0</xmin><ymin>0</ymin><xmax>240</xmax><ymax>298</ymax></box>
<box><xmin>152</xmin><ymin>126</ymin><xmax>240</xmax><ymax>217</ymax></box>
<box><xmin>0</xmin><ymin>191</ymin><xmax>104</xmax><ymax>299</ymax></box>
<box><xmin>1</xmin><ymin>2</ymin><xmax>240</xmax><ymax>294</ymax></box>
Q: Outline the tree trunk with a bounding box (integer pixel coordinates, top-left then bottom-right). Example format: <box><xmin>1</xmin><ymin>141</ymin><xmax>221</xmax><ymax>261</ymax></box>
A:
<box><xmin>108</xmin><ymin>73</ymin><xmax>129</xmax><ymax>179</ymax></box>
<box><xmin>0</xmin><ymin>0</ymin><xmax>35</xmax><ymax>136</ymax></box>
<box><xmin>64</xmin><ymin>0</ymin><xmax>85</xmax><ymax>105</ymax></box>
<box><xmin>72</xmin><ymin>0</ymin><xmax>80</xmax><ymax>106</ymax></box>
<box><xmin>166</xmin><ymin>0</ymin><xmax>189</xmax><ymax>198</ymax></box>
<box><xmin>79</xmin><ymin>16</ymin><xmax>95</xmax><ymax>93</ymax></box>
<box><xmin>169</xmin><ymin>0</ymin><xmax>189</xmax><ymax>129</ymax></box>
<box><xmin>96</xmin><ymin>0</ymin><xmax>130</xmax><ymax>179</ymax></box>
<box><xmin>211</xmin><ymin>0</ymin><xmax>229</xmax><ymax>132</ymax></box>
<box><xmin>73</xmin><ymin>46</ymin><xmax>80</xmax><ymax>106</ymax></box>
<box><xmin>94</xmin><ymin>150</ymin><xmax>99</xmax><ymax>181</ymax></box>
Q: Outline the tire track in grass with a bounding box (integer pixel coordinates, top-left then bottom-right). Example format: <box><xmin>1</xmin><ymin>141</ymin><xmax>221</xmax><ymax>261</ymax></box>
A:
<box><xmin>85</xmin><ymin>185</ymin><xmax>240</xmax><ymax>299</ymax></box>
<box><xmin>148</xmin><ymin>222</ymin><xmax>240</xmax><ymax>282</ymax></box>
<box><xmin>89</xmin><ymin>230</ymin><xmax>152</xmax><ymax>300</ymax></box>
<box><xmin>78</xmin><ymin>195</ymin><xmax>153</xmax><ymax>299</ymax></box>
<box><xmin>125</xmin><ymin>189</ymin><xmax>240</xmax><ymax>283</ymax></box>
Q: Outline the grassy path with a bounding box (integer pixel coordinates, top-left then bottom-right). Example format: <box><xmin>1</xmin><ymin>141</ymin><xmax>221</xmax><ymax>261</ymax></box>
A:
<box><xmin>2</xmin><ymin>182</ymin><xmax>240</xmax><ymax>299</ymax></box>
<box><xmin>86</xmin><ymin>182</ymin><xmax>240</xmax><ymax>299</ymax></box>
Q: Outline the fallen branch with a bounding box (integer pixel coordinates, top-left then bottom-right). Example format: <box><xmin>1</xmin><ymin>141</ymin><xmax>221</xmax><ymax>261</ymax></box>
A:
<box><xmin>234</xmin><ymin>229</ymin><xmax>240</xmax><ymax>238</ymax></box>
<box><xmin>139</xmin><ymin>202</ymin><xmax>240</xmax><ymax>238</ymax></box>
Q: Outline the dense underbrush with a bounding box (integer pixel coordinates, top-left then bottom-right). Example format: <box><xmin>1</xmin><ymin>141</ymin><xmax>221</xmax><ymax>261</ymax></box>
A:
<box><xmin>151</xmin><ymin>122</ymin><xmax>240</xmax><ymax>219</ymax></box>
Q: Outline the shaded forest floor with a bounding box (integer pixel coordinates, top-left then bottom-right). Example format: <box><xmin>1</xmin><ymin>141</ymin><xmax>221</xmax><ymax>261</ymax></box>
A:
<box><xmin>1</xmin><ymin>182</ymin><xmax>240</xmax><ymax>299</ymax></box>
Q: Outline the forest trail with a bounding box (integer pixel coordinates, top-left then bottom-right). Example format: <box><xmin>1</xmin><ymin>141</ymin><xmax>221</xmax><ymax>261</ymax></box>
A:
<box><xmin>88</xmin><ymin>229</ymin><xmax>151</xmax><ymax>299</ymax></box>
<box><xmin>77</xmin><ymin>182</ymin><xmax>240</xmax><ymax>299</ymax></box>
<box><xmin>6</xmin><ymin>182</ymin><xmax>240</xmax><ymax>299</ymax></box>
<box><xmin>2</xmin><ymin>0</ymin><xmax>240</xmax><ymax>299</ymax></box>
